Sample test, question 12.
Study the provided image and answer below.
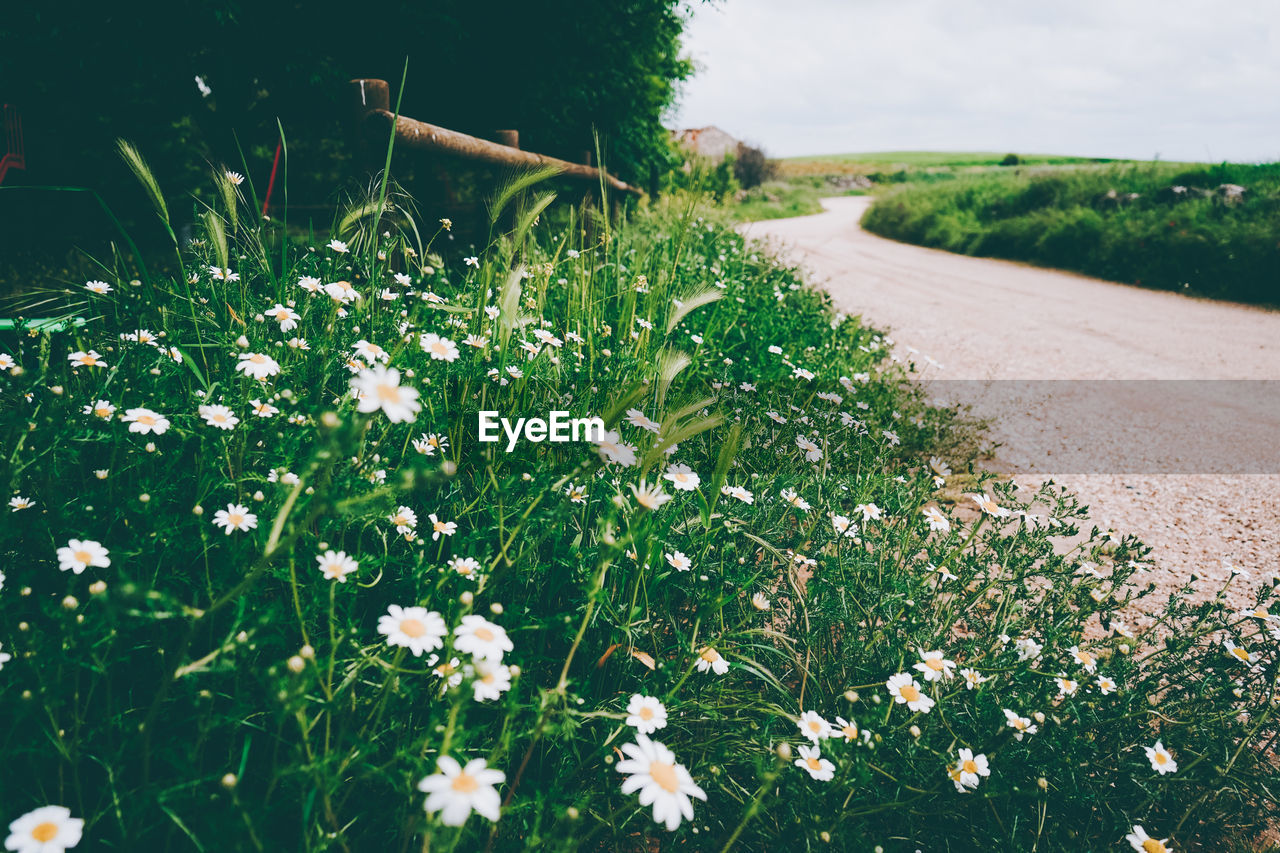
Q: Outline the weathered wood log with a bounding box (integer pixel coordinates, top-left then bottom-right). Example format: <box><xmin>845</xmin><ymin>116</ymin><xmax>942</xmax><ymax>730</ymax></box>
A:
<box><xmin>349</xmin><ymin>79</ymin><xmax>640</xmax><ymax>196</ymax></box>
<box><xmin>494</xmin><ymin>129</ymin><xmax>519</xmax><ymax>150</ymax></box>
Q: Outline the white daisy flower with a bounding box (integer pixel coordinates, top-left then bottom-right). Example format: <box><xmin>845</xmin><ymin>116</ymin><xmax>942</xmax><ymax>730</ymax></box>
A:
<box><xmin>199</xmin><ymin>404</ymin><xmax>239</xmax><ymax>430</ymax></box>
<box><xmin>448</xmin><ymin>556</ymin><xmax>482</xmax><ymax>579</ymax></box>
<box><xmin>1003</xmin><ymin>708</ymin><xmax>1037</xmax><ymax>740</ymax></box>
<box><xmin>350</xmin><ymin>365</ymin><xmax>421</xmax><ymax>423</ymax></box>
<box><xmin>913</xmin><ymin>649</ymin><xmax>956</xmax><ymax>682</ymax></box>
<box><xmin>695</xmin><ymin>647</ymin><xmax>729</xmax><ymax>675</ymax></box>
<box><xmin>663</xmin><ymin>464</ymin><xmax>700</xmax><ymax>491</ymax></box>
<box><xmin>122</xmin><ymin>407</ymin><xmax>170</xmax><ymax>435</ymax></box>
<box><xmin>794</xmin><ymin>745</ymin><xmax>835</xmax><ymax>781</ymax></box>
<box><xmin>469</xmin><ymin>659</ymin><xmax>513</xmax><ymax>702</ymax></box>
<box><xmin>56</xmin><ymin>539</ymin><xmax>110</xmax><ymax>574</ymax></box>
<box><xmin>885</xmin><ymin>672</ymin><xmax>934</xmax><ymax>713</ymax></box>
<box><xmin>615</xmin><ymin>734</ymin><xmax>707</xmax><ymax>831</ymax></box>
<box><xmin>265</xmin><ymin>304</ymin><xmax>300</xmax><ymax>331</ymax></box>
<box><xmin>316</xmin><ymin>550</ymin><xmax>358</xmax><ymax>582</ymax></box>
<box><xmin>5</xmin><ymin>805</ymin><xmax>83</xmax><ymax>853</ymax></box>
<box><xmin>417</xmin><ymin>756</ymin><xmax>504</xmax><ymax>826</ymax></box>
<box><xmin>453</xmin><ymin>615</ymin><xmax>513</xmax><ymax>662</ymax></box>
<box><xmin>235</xmin><ymin>352</ymin><xmax>281</xmax><ymax>381</ymax></box>
<box><xmin>796</xmin><ymin>710</ymin><xmax>833</xmax><ymax>743</ymax></box>
<box><xmin>378</xmin><ymin>605</ymin><xmax>447</xmax><ymax>656</ymax></box>
<box><xmin>595</xmin><ymin>430</ymin><xmax>638</xmax><ymax>467</ymax></box>
<box><xmin>664</xmin><ymin>551</ymin><xmax>692</xmax><ymax>572</ymax></box>
<box><xmin>630</xmin><ymin>480</ymin><xmax>670</xmax><ymax>511</ymax></box>
<box><xmin>1125</xmin><ymin>825</ymin><xmax>1171</xmax><ymax>853</ymax></box>
<box><xmin>212</xmin><ymin>503</ymin><xmax>258</xmax><ymax>535</ymax></box>
<box><xmin>626</xmin><ymin>695</ymin><xmax>668</xmax><ymax>734</ymax></box>
<box><xmin>420</xmin><ymin>333</ymin><xmax>460</xmax><ymax>362</ymax></box>
<box><xmin>1145</xmin><ymin>740</ymin><xmax>1177</xmax><ymax>775</ymax></box>
<box><xmin>67</xmin><ymin>350</ymin><xmax>106</xmax><ymax>368</ymax></box>
<box><xmin>948</xmin><ymin>748</ymin><xmax>990</xmax><ymax>791</ymax></box>
<box><xmin>249</xmin><ymin>399</ymin><xmax>279</xmax><ymax>417</ymax></box>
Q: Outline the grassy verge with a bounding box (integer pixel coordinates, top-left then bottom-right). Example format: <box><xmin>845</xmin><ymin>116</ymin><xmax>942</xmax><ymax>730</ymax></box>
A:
<box><xmin>861</xmin><ymin>161</ymin><xmax>1280</xmax><ymax>304</ymax></box>
<box><xmin>732</xmin><ymin>177</ymin><xmax>866</xmax><ymax>222</ymax></box>
<box><xmin>0</xmin><ymin>157</ymin><xmax>1276</xmax><ymax>851</ymax></box>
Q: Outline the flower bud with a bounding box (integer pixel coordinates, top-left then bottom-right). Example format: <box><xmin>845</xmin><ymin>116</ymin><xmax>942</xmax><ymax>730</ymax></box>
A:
<box><xmin>221</xmin><ymin>773</ymin><xmax>238</xmax><ymax>790</ymax></box>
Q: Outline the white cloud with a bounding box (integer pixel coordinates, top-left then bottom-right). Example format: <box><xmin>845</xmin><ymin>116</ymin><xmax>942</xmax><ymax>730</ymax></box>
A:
<box><xmin>673</xmin><ymin>0</ymin><xmax>1280</xmax><ymax>162</ymax></box>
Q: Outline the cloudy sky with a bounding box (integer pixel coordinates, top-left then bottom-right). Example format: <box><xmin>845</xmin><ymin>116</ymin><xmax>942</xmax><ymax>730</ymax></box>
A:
<box><xmin>673</xmin><ymin>0</ymin><xmax>1280</xmax><ymax>162</ymax></box>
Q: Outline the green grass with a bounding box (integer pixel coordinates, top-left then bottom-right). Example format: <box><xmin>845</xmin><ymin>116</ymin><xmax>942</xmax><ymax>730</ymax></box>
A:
<box><xmin>0</xmin><ymin>153</ymin><xmax>1276</xmax><ymax>851</ymax></box>
<box><xmin>861</xmin><ymin>161</ymin><xmax>1280</xmax><ymax>304</ymax></box>
<box><xmin>732</xmin><ymin>177</ymin><xmax>865</xmax><ymax>222</ymax></box>
<box><xmin>785</xmin><ymin>151</ymin><xmax>1117</xmax><ymax>169</ymax></box>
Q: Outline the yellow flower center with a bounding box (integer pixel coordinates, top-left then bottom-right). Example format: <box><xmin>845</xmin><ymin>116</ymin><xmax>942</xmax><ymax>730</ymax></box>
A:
<box><xmin>1155</xmin><ymin>752</ymin><xmax>1168</xmax><ymax>765</ymax></box>
<box><xmin>31</xmin><ymin>823</ymin><xmax>58</xmax><ymax>842</ymax></box>
<box><xmin>400</xmin><ymin>619</ymin><xmax>426</xmax><ymax>638</ymax></box>
<box><xmin>807</xmin><ymin>720</ymin><xmax>822</xmax><ymax>732</ymax></box>
<box><xmin>805</xmin><ymin>757</ymin><xmax>823</xmax><ymax>771</ymax></box>
<box><xmin>1230</xmin><ymin>647</ymin><xmax>1249</xmax><ymax>661</ymax></box>
<box><xmin>138</xmin><ymin>415</ymin><xmax>156</xmax><ymax>425</ymax></box>
<box><xmin>925</xmin><ymin>659</ymin><xmax>944</xmax><ymax>671</ymax></box>
<box><xmin>228</xmin><ymin>513</ymin><xmax>244</xmax><ymax>526</ymax></box>
<box><xmin>431</xmin><ymin>342</ymin><xmax>448</xmax><ymax>355</ymax></box>
<box><xmin>1014</xmin><ymin>719</ymin><xmax>1027</xmax><ymax>730</ymax></box>
<box><xmin>842</xmin><ymin>726</ymin><xmax>856</xmax><ymax>738</ymax></box>
<box><xmin>1142</xmin><ymin>840</ymin><xmax>1166</xmax><ymax>853</ymax></box>
<box><xmin>377</xmin><ymin>383</ymin><xmax>401</xmax><ymax>402</ymax></box>
<box><xmin>962</xmin><ymin>759</ymin><xmax>978</xmax><ymax>774</ymax></box>
<box><xmin>96</xmin><ymin>407</ymin><xmax>110</xmax><ymax>417</ymax></box>
<box><xmin>474</xmin><ymin>627</ymin><xmax>495</xmax><ymax>643</ymax></box>
<box><xmin>649</xmin><ymin>761</ymin><xmax>680</xmax><ymax>793</ymax></box>
<box><xmin>899</xmin><ymin>684</ymin><xmax>920</xmax><ymax>702</ymax></box>
<box><xmin>700</xmin><ymin>648</ymin><xmax>720</xmax><ymax>663</ymax></box>
<box><xmin>639</xmin><ymin>707</ymin><xmax>654</xmax><ymax>720</ymax></box>
<box><xmin>74</xmin><ymin>550</ymin><xmax>92</xmax><ymax>564</ymax></box>
<box><xmin>451</xmin><ymin>772</ymin><xmax>479</xmax><ymax>793</ymax></box>
<box><xmin>249</xmin><ymin>354</ymin><xmax>265</xmax><ymax>363</ymax></box>
<box><xmin>1080</xmin><ymin>653</ymin><xmax>1094</xmax><ymax>666</ymax></box>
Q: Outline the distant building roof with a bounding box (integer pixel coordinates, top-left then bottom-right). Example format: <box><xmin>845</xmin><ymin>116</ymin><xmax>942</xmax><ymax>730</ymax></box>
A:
<box><xmin>673</xmin><ymin>126</ymin><xmax>740</xmax><ymax>160</ymax></box>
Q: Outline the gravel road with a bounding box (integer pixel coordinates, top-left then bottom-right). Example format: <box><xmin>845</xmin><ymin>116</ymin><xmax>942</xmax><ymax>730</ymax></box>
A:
<box><xmin>744</xmin><ymin>196</ymin><xmax>1280</xmax><ymax>613</ymax></box>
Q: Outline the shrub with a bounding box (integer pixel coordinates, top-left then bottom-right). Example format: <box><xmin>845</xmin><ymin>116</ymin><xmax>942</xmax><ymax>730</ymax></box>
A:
<box><xmin>733</xmin><ymin>144</ymin><xmax>778</xmax><ymax>190</ymax></box>
<box><xmin>861</xmin><ymin>163</ymin><xmax>1280</xmax><ymax>304</ymax></box>
<box><xmin>0</xmin><ymin>159</ymin><xmax>1276</xmax><ymax>851</ymax></box>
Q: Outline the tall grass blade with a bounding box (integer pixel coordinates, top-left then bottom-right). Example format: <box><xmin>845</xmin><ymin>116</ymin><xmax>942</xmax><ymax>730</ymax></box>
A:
<box><xmin>116</xmin><ymin>139</ymin><xmax>169</xmax><ymax>227</ymax></box>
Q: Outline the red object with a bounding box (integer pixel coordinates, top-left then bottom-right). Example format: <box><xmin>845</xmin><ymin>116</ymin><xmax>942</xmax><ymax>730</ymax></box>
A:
<box><xmin>0</xmin><ymin>104</ymin><xmax>26</xmax><ymax>185</ymax></box>
<box><xmin>261</xmin><ymin>140</ymin><xmax>282</xmax><ymax>216</ymax></box>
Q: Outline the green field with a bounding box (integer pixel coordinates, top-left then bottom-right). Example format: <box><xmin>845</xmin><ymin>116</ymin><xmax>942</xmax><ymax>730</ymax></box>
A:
<box><xmin>784</xmin><ymin>150</ymin><xmax>1118</xmax><ymax>170</ymax></box>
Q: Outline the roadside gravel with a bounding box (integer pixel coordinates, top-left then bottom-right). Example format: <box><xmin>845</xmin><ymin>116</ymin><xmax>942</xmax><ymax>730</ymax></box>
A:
<box><xmin>744</xmin><ymin>196</ymin><xmax>1280</xmax><ymax>617</ymax></box>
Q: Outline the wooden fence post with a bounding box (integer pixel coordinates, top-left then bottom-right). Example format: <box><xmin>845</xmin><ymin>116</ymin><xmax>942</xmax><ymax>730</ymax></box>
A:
<box><xmin>348</xmin><ymin>79</ymin><xmax>391</xmax><ymax>176</ymax></box>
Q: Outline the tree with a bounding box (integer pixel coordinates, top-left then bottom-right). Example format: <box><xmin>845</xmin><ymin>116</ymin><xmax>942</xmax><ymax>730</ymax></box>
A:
<box><xmin>0</xmin><ymin>0</ymin><xmax>698</xmax><ymax>244</ymax></box>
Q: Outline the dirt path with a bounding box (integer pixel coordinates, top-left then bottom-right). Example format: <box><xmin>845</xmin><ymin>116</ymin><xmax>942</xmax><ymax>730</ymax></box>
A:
<box><xmin>744</xmin><ymin>196</ymin><xmax>1280</xmax><ymax>613</ymax></box>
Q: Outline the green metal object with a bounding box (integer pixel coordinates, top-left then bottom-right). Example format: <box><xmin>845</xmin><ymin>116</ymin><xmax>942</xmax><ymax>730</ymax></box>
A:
<box><xmin>0</xmin><ymin>317</ymin><xmax>87</xmax><ymax>333</ymax></box>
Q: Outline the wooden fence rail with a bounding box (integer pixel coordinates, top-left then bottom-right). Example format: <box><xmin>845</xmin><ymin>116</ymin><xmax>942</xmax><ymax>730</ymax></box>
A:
<box><xmin>347</xmin><ymin>79</ymin><xmax>641</xmax><ymax>196</ymax></box>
